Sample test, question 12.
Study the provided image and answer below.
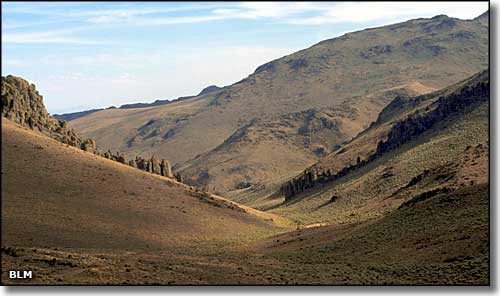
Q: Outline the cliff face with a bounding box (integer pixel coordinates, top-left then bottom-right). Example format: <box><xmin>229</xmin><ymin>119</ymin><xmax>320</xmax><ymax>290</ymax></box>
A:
<box><xmin>1</xmin><ymin>75</ymin><xmax>85</xmax><ymax>148</ymax></box>
<box><xmin>69</xmin><ymin>13</ymin><xmax>488</xmax><ymax>175</ymax></box>
<box><xmin>1</xmin><ymin>75</ymin><xmax>178</xmax><ymax>181</ymax></box>
<box><xmin>376</xmin><ymin>73</ymin><xmax>489</xmax><ymax>155</ymax></box>
<box><xmin>281</xmin><ymin>70</ymin><xmax>489</xmax><ymax>200</ymax></box>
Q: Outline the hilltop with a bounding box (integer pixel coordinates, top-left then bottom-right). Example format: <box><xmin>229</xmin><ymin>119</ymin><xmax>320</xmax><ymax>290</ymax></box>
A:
<box><xmin>1</xmin><ymin>79</ymin><xmax>290</xmax><ymax>284</ymax></box>
<box><xmin>54</xmin><ymin>84</ymin><xmax>223</xmax><ymax>121</ymax></box>
<box><xmin>269</xmin><ymin>69</ymin><xmax>489</xmax><ymax>225</ymax></box>
<box><xmin>68</xmin><ymin>13</ymin><xmax>488</xmax><ymax>200</ymax></box>
<box><xmin>1</xmin><ymin>12</ymin><xmax>489</xmax><ymax>285</ymax></box>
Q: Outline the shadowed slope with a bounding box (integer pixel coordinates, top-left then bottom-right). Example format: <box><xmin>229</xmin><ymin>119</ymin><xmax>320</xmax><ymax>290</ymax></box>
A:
<box><xmin>69</xmin><ymin>14</ymin><xmax>488</xmax><ymax>201</ymax></box>
<box><xmin>267</xmin><ymin>70</ymin><xmax>488</xmax><ymax>226</ymax></box>
<box><xmin>1</xmin><ymin>118</ymin><xmax>285</xmax><ymax>254</ymax></box>
<box><xmin>253</xmin><ymin>184</ymin><xmax>488</xmax><ymax>285</ymax></box>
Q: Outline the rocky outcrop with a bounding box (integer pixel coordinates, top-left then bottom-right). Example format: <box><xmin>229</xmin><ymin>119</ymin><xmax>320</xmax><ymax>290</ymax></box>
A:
<box><xmin>398</xmin><ymin>187</ymin><xmax>452</xmax><ymax>209</ymax></box>
<box><xmin>2</xmin><ymin>75</ymin><xmax>52</xmax><ymax>127</ymax></box>
<box><xmin>281</xmin><ymin>163</ymin><xmax>358</xmax><ymax>200</ymax></box>
<box><xmin>1</xmin><ymin>75</ymin><xmax>92</xmax><ymax>148</ymax></box>
<box><xmin>281</xmin><ymin>70</ymin><xmax>489</xmax><ymax>200</ymax></box>
<box><xmin>2</xmin><ymin>75</ymin><xmax>180</xmax><ymax>181</ymax></box>
<box><xmin>161</xmin><ymin>159</ymin><xmax>174</xmax><ymax>178</ymax></box>
<box><xmin>81</xmin><ymin>138</ymin><xmax>97</xmax><ymax>153</ymax></box>
<box><xmin>151</xmin><ymin>156</ymin><xmax>161</xmax><ymax>175</ymax></box>
<box><xmin>375</xmin><ymin>76</ymin><xmax>489</xmax><ymax>155</ymax></box>
<box><xmin>114</xmin><ymin>155</ymin><xmax>174</xmax><ymax>178</ymax></box>
<box><xmin>128</xmin><ymin>159</ymin><xmax>138</xmax><ymax>168</ymax></box>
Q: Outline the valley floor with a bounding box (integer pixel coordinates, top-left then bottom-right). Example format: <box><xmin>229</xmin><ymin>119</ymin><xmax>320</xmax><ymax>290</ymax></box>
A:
<box><xmin>1</xmin><ymin>113</ymin><xmax>489</xmax><ymax>285</ymax></box>
<box><xmin>2</xmin><ymin>184</ymin><xmax>488</xmax><ymax>285</ymax></box>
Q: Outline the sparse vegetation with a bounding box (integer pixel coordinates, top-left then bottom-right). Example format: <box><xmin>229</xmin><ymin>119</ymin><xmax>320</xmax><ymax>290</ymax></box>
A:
<box><xmin>1</xmin><ymin>12</ymin><xmax>489</xmax><ymax>285</ymax></box>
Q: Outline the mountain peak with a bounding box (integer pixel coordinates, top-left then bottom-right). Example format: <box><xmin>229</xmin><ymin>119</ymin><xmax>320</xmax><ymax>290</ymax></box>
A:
<box><xmin>474</xmin><ymin>10</ymin><xmax>489</xmax><ymax>24</ymax></box>
<box><xmin>431</xmin><ymin>14</ymin><xmax>450</xmax><ymax>20</ymax></box>
<box><xmin>197</xmin><ymin>85</ymin><xmax>222</xmax><ymax>96</ymax></box>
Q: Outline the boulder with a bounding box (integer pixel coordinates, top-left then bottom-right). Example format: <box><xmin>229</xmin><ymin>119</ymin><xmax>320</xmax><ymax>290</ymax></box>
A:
<box><xmin>151</xmin><ymin>156</ymin><xmax>161</xmax><ymax>175</ymax></box>
<box><xmin>81</xmin><ymin>138</ymin><xmax>97</xmax><ymax>152</ymax></box>
<box><xmin>160</xmin><ymin>159</ymin><xmax>173</xmax><ymax>178</ymax></box>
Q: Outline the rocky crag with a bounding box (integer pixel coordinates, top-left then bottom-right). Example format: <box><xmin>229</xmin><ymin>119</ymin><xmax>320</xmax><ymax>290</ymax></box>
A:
<box><xmin>281</xmin><ymin>70</ymin><xmax>489</xmax><ymax>200</ymax></box>
<box><xmin>1</xmin><ymin>75</ymin><xmax>178</xmax><ymax>181</ymax></box>
<box><xmin>2</xmin><ymin>75</ymin><xmax>86</xmax><ymax>148</ymax></box>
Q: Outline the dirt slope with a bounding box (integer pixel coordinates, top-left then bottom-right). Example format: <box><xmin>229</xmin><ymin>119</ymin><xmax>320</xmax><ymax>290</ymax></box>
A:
<box><xmin>266</xmin><ymin>70</ymin><xmax>488</xmax><ymax>225</ymax></box>
<box><xmin>69</xmin><ymin>13</ymin><xmax>488</xmax><ymax>199</ymax></box>
<box><xmin>1</xmin><ymin>118</ymin><xmax>286</xmax><ymax>254</ymax></box>
<box><xmin>253</xmin><ymin>184</ymin><xmax>489</xmax><ymax>285</ymax></box>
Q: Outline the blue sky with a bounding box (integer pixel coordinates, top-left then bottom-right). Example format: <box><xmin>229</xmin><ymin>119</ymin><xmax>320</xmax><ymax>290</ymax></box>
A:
<box><xmin>1</xmin><ymin>2</ymin><xmax>488</xmax><ymax>114</ymax></box>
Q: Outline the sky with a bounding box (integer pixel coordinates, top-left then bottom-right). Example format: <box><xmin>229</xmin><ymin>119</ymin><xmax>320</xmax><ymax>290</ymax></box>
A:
<box><xmin>1</xmin><ymin>1</ymin><xmax>489</xmax><ymax>114</ymax></box>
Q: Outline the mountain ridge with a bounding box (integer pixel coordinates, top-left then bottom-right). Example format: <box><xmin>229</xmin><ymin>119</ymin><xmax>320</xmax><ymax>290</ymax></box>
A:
<box><xmin>1</xmin><ymin>11</ymin><xmax>490</xmax><ymax>285</ymax></box>
<box><xmin>69</xmin><ymin>13</ymin><xmax>488</xmax><ymax>200</ymax></box>
<box><xmin>54</xmin><ymin>84</ymin><xmax>224</xmax><ymax>121</ymax></box>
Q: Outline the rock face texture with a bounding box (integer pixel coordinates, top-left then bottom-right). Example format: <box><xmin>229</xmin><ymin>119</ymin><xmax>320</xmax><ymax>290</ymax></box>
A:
<box><xmin>375</xmin><ymin>76</ymin><xmax>489</xmax><ymax>156</ymax></box>
<box><xmin>2</xmin><ymin>75</ymin><xmax>85</xmax><ymax>148</ymax></box>
<box><xmin>81</xmin><ymin>138</ymin><xmax>97</xmax><ymax>153</ymax></box>
<box><xmin>1</xmin><ymin>75</ymin><xmax>178</xmax><ymax>180</ymax></box>
<box><xmin>161</xmin><ymin>159</ymin><xmax>174</xmax><ymax>178</ymax></box>
<box><xmin>281</xmin><ymin>70</ymin><xmax>489</xmax><ymax>200</ymax></box>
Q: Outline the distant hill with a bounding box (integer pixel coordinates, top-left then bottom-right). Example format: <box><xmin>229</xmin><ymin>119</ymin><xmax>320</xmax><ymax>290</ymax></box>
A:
<box><xmin>53</xmin><ymin>108</ymin><xmax>105</xmax><ymax>121</ymax></box>
<box><xmin>2</xmin><ymin>75</ymin><xmax>87</xmax><ymax>148</ymax></box>
<box><xmin>268</xmin><ymin>69</ymin><xmax>489</xmax><ymax>223</ymax></box>
<box><xmin>54</xmin><ymin>84</ymin><xmax>223</xmax><ymax>120</ymax></box>
<box><xmin>70</xmin><ymin>13</ymin><xmax>488</xmax><ymax>200</ymax></box>
<box><xmin>197</xmin><ymin>85</ymin><xmax>222</xmax><ymax>96</ymax></box>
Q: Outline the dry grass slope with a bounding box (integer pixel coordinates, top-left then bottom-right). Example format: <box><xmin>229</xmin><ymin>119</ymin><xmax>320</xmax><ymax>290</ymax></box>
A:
<box><xmin>1</xmin><ymin>118</ymin><xmax>291</xmax><ymax>284</ymax></box>
<box><xmin>69</xmin><ymin>13</ymin><xmax>488</xmax><ymax>200</ymax></box>
<box><xmin>267</xmin><ymin>71</ymin><xmax>488</xmax><ymax>229</ymax></box>
<box><xmin>254</xmin><ymin>184</ymin><xmax>488</xmax><ymax>285</ymax></box>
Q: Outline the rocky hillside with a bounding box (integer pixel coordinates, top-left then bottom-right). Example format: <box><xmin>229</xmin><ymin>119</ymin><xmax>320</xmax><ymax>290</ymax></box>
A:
<box><xmin>177</xmin><ymin>86</ymin><xmax>415</xmax><ymax>195</ymax></box>
<box><xmin>1</xmin><ymin>75</ymin><xmax>179</xmax><ymax>181</ymax></box>
<box><xmin>2</xmin><ymin>75</ymin><xmax>86</xmax><ymax>148</ymax></box>
<box><xmin>281</xmin><ymin>70</ymin><xmax>489</xmax><ymax>200</ymax></box>
<box><xmin>264</xmin><ymin>68</ymin><xmax>488</xmax><ymax>228</ymax></box>
<box><xmin>69</xmin><ymin>12</ymin><xmax>488</xmax><ymax>201</ymax></box>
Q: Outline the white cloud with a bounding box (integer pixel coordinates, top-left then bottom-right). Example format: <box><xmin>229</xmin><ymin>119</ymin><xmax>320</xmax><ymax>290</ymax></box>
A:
<box><xmin>285</xmin><ymin>2</ymin><xmax>489</xmax><ymax>25</ymax></box>
<box><xmin>3</xmin><ymin>2</ymin><xmax>488</xmax><ymax>44</ymax></box>
<box><xmin>3</xmin><ymin>33</ymin><xmax>101</xmax><ymax>44</ymax></box>
<box><xmin>116</xmin><ymin>14</ymin><xmax>228</xmax><ymax>26</ymax></box>
<box><xmin>2</xmin><ymin>1</ymin><xmax>489</xmax><ymax>113</ymax></box>
<box><xmin>26</xmin><ymin>45</ymin><xmax>298</xmax><ymax>113</ymax></box>
<box><xmin>213</xmin><ymin>2</ymin><xmax>320</xmax><ymax>19</ymax></box>
<box><xmin>2</xmin><ymin>27</ymin><xmax>104</xmax><ymax>44</ymax></box>
<box><xmin>83</xmin><ymin>5</ymin><xmax>224</xmax><ymax>24</ymax></box>
<box><xmin>91</xmin><ymin>2</ymin><xmax>488</xmax><ymax>27</ymax></box>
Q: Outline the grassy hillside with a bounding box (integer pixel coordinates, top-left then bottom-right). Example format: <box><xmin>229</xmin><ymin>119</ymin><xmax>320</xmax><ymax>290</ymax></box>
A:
<box><xmin>1</xmin><ymin>118</ymin><xmax>290</xmax><ymax>284</ymax></box>
<box><xmin>69</xmin><ymin>13</ymin><xmax>488</xmax><ymax>199</ymax></box>
<box><xmin>1</xmin><ymin>12</ymin><xmax>489</xmax><ymax>285</ymax></box>
<box><xmin>254</xmin><ymin>184</ymin><xmax>488</xmax><ymax>285</ymax></box>
<box><xmin>2</xmin><ymin>111</ymin><xmax>489</xmax><ymax>284</ymax></box>
<box><xmin>265</xmin><ymin>70</ymin><xmax>488</xmax><ymax>226</ymax></box>
<box><xmin>178</xmin><ymin>87</ymin><xmax>420</xmax><ymax>197</ymax></box>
